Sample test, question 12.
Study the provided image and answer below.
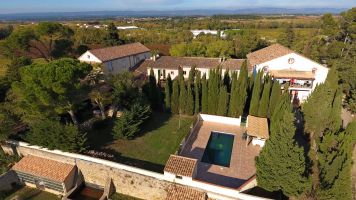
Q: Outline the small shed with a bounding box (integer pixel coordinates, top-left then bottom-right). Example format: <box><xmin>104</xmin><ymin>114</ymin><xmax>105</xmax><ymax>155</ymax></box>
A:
<box><xmin>164</xmin><ymin>155</ymin><xmax>197</xmax><ymax>182</ymax></box>
<box><xmin>12</xmin><ymin>155</ymin><xmax>76</xmax><ymax>195</ymax></box>
<box><xmin>245</xmin><ymin>115</ymin><xmax>269</xmax><ymax>147</ymax></box>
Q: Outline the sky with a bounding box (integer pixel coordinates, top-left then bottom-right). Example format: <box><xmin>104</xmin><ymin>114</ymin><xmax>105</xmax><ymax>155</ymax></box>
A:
<box><xmin>0</xmin><ymin>0</ymin><xmax>355</xmax><ymax>14</ymax></box>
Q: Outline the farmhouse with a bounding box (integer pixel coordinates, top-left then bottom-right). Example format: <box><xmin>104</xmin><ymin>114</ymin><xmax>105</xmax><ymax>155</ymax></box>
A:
<box><xmin>143</xmin><ymin>56</ymin><xmax>245</xmax><ymax>81</ymax></box>
<box><xmin>247</xmin><ymin>44</ymin><xmax>329</xmax><ymax>102</ymax></box>
<box><xmin>78</xmin><ymin>42</ymin><xmax>151</xmax><ymax>75</ymax></box>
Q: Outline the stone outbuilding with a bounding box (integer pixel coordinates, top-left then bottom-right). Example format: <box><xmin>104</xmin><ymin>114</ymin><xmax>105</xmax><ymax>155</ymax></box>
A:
<box><xmin>245</xmin><ymin>115</ymin><xmax>269</xmax><ymax>147</ymax></box>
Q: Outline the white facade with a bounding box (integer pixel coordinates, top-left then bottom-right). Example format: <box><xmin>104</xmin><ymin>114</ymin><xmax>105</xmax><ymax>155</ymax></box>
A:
<box><xmin>148</xmin><ymin>67</ymin><xmax>238</xmax><ymax>82</ymax></box>
<box><xmin>116</xmin><ymin>26</ymin><xmax>139</xmax><ymax>30</ymax></box>
<box><xmin>79</xmin><ymin>51</ymin><xmax>151</xmax><ymax>75</ymax></box>
<box><xmin>190</xmin><ymin>30</ymin><xmax>226</xmax><ymax>38</ymax></box>
<box><xmin>254</xmin><ymin>52</ymin><xmax>329</xmax><ymax>102</ymax></box>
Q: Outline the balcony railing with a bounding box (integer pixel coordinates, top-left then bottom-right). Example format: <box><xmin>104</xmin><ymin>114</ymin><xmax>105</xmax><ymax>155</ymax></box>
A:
<box><xmin>280</xmin><ymin>82</ymin><xmax>313</xmax><ymax>89</ymax></box>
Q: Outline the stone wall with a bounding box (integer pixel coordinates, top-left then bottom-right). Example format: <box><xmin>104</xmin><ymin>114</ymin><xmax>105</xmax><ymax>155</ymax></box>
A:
<box><xmin>0</xmin><ymin>171</ymin><xmax>20</xmax><ymax>191</ymax></box>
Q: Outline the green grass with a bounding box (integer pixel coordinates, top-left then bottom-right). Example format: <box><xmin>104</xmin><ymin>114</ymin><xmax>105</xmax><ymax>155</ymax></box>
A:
<box><xmin>110</xmin><ymin>193</ymin><xmax>143</xmax><ymax>200</ymax></box>
<box><xmin>255</xmin><ymin>28</ymin><xmax>317</xmax><ymax>41</ymax></box>
<box><xmin>4</xmin><ymin>187</ymin><xmax>60</xmax><ymax>200</ymax></box>
<box><xmin>87</xmin><ymin>112</ymin><xmax>194</xmax><ymax>171</ymax></box>
<box><xmin>0</xmin><ymin>57</ymin><xmax>10</xmax><ymax>77</ymax></box>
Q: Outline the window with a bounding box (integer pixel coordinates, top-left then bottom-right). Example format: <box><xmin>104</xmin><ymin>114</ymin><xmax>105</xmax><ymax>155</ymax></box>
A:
<box><xmin>288</xmin><ymin>58</ymin><xmax>295</xmax><ymax>64</ymax></box>
<box><xmin>262</xmin><ymin>66</ymin><xmax>269</xmax><ymax>73</ymax></box>
<box><xmin>108</xmin><ymin>62</ymin><xmax>113</xmax><ymax>72</ymax></box>
<box><xmin>183</xmin><ymin>71</ymin><xmax>187</xmax><ymax>75</ymax></box>
<box><xmin>87</xmin><ymin>55</ymin><xmax>90</xmax><ymax>59</ymax></box>
<box><xmin>171</xmin><ymin>71</ymin><xmax>174</xmax><ymax>75</ymax></box>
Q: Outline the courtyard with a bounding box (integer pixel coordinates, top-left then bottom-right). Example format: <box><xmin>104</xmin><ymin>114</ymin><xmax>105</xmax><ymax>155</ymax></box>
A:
<box><xmin>180</xmin><ymin>119</ymin><xmax>261</xmax><ymax>188</ymax></box>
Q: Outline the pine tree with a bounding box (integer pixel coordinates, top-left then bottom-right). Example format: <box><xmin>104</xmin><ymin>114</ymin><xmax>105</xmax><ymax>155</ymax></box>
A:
<box><xmin>186</xmin><ymin>81</ymin><xmax>194</xmax><ymax>115</ymax></box>
<box><xmin>171</xmin><ymin>80</ymin><xmax>179</xmax><ymax>114</ymax></box>
<box><xmin>269</xmin><ymin>80</ymin><xmax>282</xmax><ymax>117</ymax></box>
<box><xmin>256</xmin><ymin>93</ymin><xmax>309</xmax><ymax>197</ymax></box>
<box><xmin>249</xmin><ymin>70</ymin><xmax>263</xmax><ymax>116</ymax></box>
<box><xmin>217</xmin><ymin>86</ymin><xmax>229</xmax><ymax>116</ymax></box>
<box><xmin>258</xmin><ymin>78</ymin><xmax>272</xmax><ymax>117</ymax></box>
<box><xmin>201</xmin><ymin>74</ymin><xmax>208</xmax><ymax>113</ymax></box>
<box><xmin>164</xmin><ymin>74</ymin><xmax>172</xmax><ymax>112</ymax></box>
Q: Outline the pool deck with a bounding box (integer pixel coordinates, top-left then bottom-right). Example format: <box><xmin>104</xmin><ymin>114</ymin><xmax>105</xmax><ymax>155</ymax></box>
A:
<box><xmin>180</xmin><ymin>121</ymin><xmax>261</xmax><ymax>188</ymax></box>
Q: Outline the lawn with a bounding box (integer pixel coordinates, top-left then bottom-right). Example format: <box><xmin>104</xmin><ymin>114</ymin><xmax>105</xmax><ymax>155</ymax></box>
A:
<box><xmin>3</xmin><ymin>187</ymin><xmax>60</xmax><ymax>200</ymax></box>
<box><xmin>87</xmin><ymin>112</ymin><xmax>194</xmax><ymax>172</ymax></box>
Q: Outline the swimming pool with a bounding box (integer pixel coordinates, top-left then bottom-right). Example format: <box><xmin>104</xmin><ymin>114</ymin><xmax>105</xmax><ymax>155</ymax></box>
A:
<box><xmin>201</xmin><ymin>131</ymin><xmax>234</xmax><ymax>167</ymax></box>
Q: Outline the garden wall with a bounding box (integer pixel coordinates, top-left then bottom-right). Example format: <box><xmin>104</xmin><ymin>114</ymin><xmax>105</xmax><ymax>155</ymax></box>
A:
<box><xmin>2</xmin><ymin>140</ymin><xmax>270</xmax><ymax>200</ymax></box>
<box><xmin>200</xmin><ymin>114</ymin><xmax>241</xmax><ymax>126</ymax></box>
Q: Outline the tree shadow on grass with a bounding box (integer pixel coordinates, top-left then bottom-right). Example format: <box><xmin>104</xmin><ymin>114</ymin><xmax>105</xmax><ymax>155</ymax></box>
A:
<box><xmin>84</xmin><ymin>148</ymin><xmax>165</xmax><ymax>173</ymax></box>
<box><xmin>135</xmin><ymin>112</ymin><xmax>171</xmax><ymax>138</ymax></box>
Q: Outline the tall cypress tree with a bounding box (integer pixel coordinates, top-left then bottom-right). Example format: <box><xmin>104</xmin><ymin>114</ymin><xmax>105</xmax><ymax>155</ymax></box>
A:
<box><xmin>208</xmin><ymin>68</ymin><xmax>220</xmax><ymax>114</ymax></box>
<box><xmin>178</xmin><ymin>67</ymin><xmax>184</xmax><ymax>83</ymax></box>
<box><xmin>235</xmin><ymin>61</ymin><xmax>248</xmax><ymax>117</ymax></box>
<box><xmin>179</xmin><ymin>80</ymin><xmax>187</xmax><ymax>114</ymax></box>
<box><xmin>194</xmin><ymin>72</ymin><xmax>201</xmax><ymax>114</ymax></box>
<box><xmin>249</xmin><ymin>70</ymin><xmax>263</xmax><ymax>116</ymax></box>
<box><xmin>186</xmin><ymin>81</ymin><xmax>194</xmax><ymax>115</ymax></box>
<box><xmin>258</xmin><ymin>78</ymin><xmax>272</xmax><ymax>118</ymax></box>
<box><xmin>256</xmin><ymin>93</ymin><xmax>309</xmax><ymax>197</ymax></box>
<box><xmin>223</xmin><ymin>69</ymin><xmax>231</xmax><ymax>92</ymax></box>
<box><xmin>201</xmin><ymin>74</ymin><xmax>208</xmax><ymax>113</ymax></box>
<box><xmin>164</xmin><ymin>74</ymin><xmax>172</xmax><ymax>112</ymax></box>
<box><xmin>269</xmin><ymin>80</ymin><xmax>282</xmax><ymax>117</ymax></box>
<box><xmin>171</xmin><ymin>80</ymin><xmax>179</xmax><ymax>114</ymax></box>
<box><xmin>217</xmin><ymin>86</ymin><xmax>229</xmax><ymax>116</ymax></box>
<box><xmin>148</xmin><ymin>68</ymin><xmax>159</xmax><ymax>110</ymax></box>
<box><xmin>188</xmin><ymin>65</ymin><xmax>196</xmax><ymax>85</ymax></box>
<box><xmin>228</xmin><ymin>72</ymin><xmax>238</xmax><ymax>117</ymax></box>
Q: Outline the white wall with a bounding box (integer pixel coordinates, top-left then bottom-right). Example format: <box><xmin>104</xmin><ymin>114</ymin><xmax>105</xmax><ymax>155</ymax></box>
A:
<box><xmin>78</xmin><ymin>51</ymin><xmax>102</xmax><ymax>64</ymax></box>
<box><xmin>251</xmin><ymin>138</ymin><xmax>266</xmax><ymax>147</ymax></box>
<box><xmin>255</xmin><ymin>53</ymin><xmax>329</xmax><ymax>90</ymax></box>
<box><xmin>103</xmin><ymin>52</ymin><xmax>150</xmax><ymax>75</ymax></box>
<box><xmin>200</xmin><ymin>114</ymin><xmax>241</xmax><ymax>126</ymax></box>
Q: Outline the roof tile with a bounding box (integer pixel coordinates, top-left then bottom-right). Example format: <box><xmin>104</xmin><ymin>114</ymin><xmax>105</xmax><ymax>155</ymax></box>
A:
<box><xmin>166</xmin><ymin>184</ymin><xmax>206</xmax><ymax>200</ymax></box>
<box><xmin>12</xmin><ymin>155</ymin><xmax>75</xmax><ymax>182</ymax></box>
<box><xmin>246</xmin><ymin>44</ymin><xmax>294</xmax><ymax>67</ymax></box>
<box><xmin>164</xmin><ymin>155</ymin><xmax>197</xmax><ymax>177</ymax></box>
<box><xmin>246</xmin><ymin>115</ymin><xmax>269</xmax><ymax>139</ymax></box>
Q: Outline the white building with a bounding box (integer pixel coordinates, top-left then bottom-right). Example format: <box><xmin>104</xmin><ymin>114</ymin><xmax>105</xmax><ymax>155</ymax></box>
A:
<box><xmin>78</xmin><ymin>43</ymin><xmax>151</xmax><ymax>75</ymax></box>
<box><xmin>190</xmin><ymin>30</ymin><xmax>226</xmax><ymax>38</ymax></box>
<box><xmin>247</xmin><ymin>44</ymin><xmax>329</xmax><ymax>103</ymax></box>
<box><xmin>116</xmin><ymin>26</ymin><xmax>139</xmax><ymax>30</ymax></box>
<box><xmin>142</xmin><ymin>56</ymin><xmax>245</xmax><ymax>81</ymax></box>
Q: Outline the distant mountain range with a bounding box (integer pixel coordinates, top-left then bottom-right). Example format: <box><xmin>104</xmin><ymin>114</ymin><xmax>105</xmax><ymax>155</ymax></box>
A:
<box><xmin>0</xmin><ymin>7</ymin><xmax>348</xmax><ymax>21</ymax></box>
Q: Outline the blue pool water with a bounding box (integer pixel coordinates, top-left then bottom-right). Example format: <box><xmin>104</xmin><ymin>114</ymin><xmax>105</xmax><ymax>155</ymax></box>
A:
<box><xmin>202</xmin><ymin>131</ymin><xmax>234</xmax><ymax>167</ymax></box>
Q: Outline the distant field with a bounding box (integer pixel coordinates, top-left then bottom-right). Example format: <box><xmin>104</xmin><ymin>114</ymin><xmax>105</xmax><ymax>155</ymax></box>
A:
<box><xmin>255</xmin><ymin>28</ymin><xmax>317</xmax><ymax>40</ymax></box>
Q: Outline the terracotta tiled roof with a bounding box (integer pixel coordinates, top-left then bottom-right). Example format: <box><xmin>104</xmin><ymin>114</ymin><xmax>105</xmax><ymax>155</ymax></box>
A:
<box><xmin>269</xmin><ymin>70</ymin><xmax>315</xmax><ymax>80</ymax></box>
<box><xmin>89</xmin><ymin>42</ymin><xmax>150</xmax><ymax>62</ymax></box>
<box><xmin>164</xmin><ymin>155</ymin><xmax>197</xmax><ymax>177</ymax></box>
<box><xmin>166</xmin><ymin>184</ymin><xmax>206</xmax><ymax>200</ymax></box>
<box><xmin>131</xmin><ymin>59</ymin><xmax>154</xmax><ymax>76</ymax></box>
<box><xmin>246</xmin><ymin>44</ymin><xmax>294</xmax><ymax>67</ymax></box>
<box><xmin>246</xmin><ymin>115</ymin><xmax>269</xmax><ymax>139</ymax></box>
<box><xmin>12</xmin><ymin>155</ymin><xmax>75</xmax><ymax>182</ymax></box>
<box><xmin>148</xmin><ymin>56</ymin><xmax>245</xmax><ymax>70</ymax></box>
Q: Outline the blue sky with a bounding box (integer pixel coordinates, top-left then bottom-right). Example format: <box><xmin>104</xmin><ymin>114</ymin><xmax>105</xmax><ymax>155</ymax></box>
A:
<box><xmin>0</xmin><ymin>0</ymin><xmax>354</xmax><ymax>14</ymax></box>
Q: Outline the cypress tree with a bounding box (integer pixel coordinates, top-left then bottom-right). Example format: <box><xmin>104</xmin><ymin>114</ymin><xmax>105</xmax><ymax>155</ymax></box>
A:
<box><xmin>228</xmin><ymin>72</ymin><xmax>239</xmax><ymax>117</ymax></box>
<box><xmin>258</xmin><ymin>78</ymin><xmax>272</xmax><ymax>118</ymax></box>
<box><xmin>188</xmin><ymin>65</ymin><xmax>196</xmax><ymax>85</ymax></box>
<box><xmin>249</xmin><ymin>70</ymin><xmax>263</xmax><ymax>116</ymax></box>
<box><xmin>178</xmin><ymin>67</ymin><xmax>184</xmax><ymax>83</ymax></box>
<box><xmin>148</xmin><ymin>68</ymin><xmax>159</xmax><ymax>110</ymax></box>
<box><xmin>255</xmin><ymin>93</ymin><xmax>309</xmax><ymax>197</ymax></box>
<box><xmin>186</xmin><ymin>81</ymin><xmax>194</xmax><ymax>115</ymax></box>
<box><xmin>201</xmin><ymin>74</ymin><xmax>208</xmax><ymax>113</ymax></box>
<box><xmin>217</xmin><ymin>86</ymin><xmax>229</xmax><ymax>116</ymax></box>
<box><xmin>269</xmin><ymin>80</ymin><xmax>282</xmax><ymax>117</ymax></box>
<box><xmin>223</xmin><ymin>69</ymin><xmax>231</xmax><ymax>92</ymax></box>
<box><xmin>179</xmin><ymin>80</ymin><xmax>187</xmax><ymax>114</ymax></box>
<box><xmin>164</xmin><ymin>74</ymin><xmax>172</xmax><ymax>112</ymax></box>
<box><xmin>208</xmin><ymin>68</ymin><xmax>220</xmax><ymax>114</ymax></box>
<box><xmin>235</xmin><ymin>61</ymin><xmax>248</xmax><ymax>117</ymax></box>
<box><xmin>171</xmin><ymin>80</ymin><xmax>179</xmax><ymax>114</ymax></box>
<box><xmin>194</xmin><ymin>72</ymin><xmax>201</xmax><ymax>114</ymax></box>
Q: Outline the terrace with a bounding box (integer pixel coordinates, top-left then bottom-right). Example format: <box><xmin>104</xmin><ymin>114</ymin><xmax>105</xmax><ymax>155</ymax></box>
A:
<box><xmin>179</xmin><ymin>115</ymin><xmax>261</xmax><ymax>188</ymax></box>
<box><xmin>270</xmin><ymin>70</ymin><xmax>315</xmax><ymax>89</ymax></box>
